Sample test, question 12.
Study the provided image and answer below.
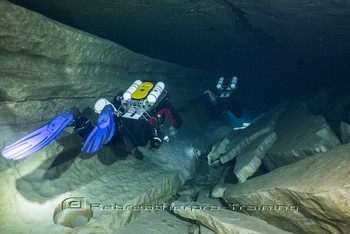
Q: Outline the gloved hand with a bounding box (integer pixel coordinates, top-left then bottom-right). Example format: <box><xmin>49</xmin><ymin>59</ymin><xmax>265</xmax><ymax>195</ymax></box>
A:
<box><xmin>204</xmin><ymin>90</ymin><xmax>217</xmax><ymax>104</ymax></box>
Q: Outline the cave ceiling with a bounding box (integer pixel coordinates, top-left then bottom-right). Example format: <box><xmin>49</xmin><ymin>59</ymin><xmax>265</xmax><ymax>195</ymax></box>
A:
<box><xmin>9</xmin><ymin>0</ymin><xmax>350</xmax><ymax>98</ymax></box>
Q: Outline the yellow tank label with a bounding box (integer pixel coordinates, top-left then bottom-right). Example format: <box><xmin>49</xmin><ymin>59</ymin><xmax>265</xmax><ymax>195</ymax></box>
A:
<box><xmin>131</xmin><ymin>82</ymin><xmax>154</xmax><ymax>99</ymax></box>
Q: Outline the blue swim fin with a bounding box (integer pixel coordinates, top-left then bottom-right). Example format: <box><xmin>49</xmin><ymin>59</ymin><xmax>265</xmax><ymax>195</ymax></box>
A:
<box><xmin>81</xmin><ymin>105</ymin><xmax>115</xmax><ymax>153</ymax></box>
<box><xmin>1</xmin><ymin>110</ymin><xmax>75</xmax><ymax>160</ymax></box>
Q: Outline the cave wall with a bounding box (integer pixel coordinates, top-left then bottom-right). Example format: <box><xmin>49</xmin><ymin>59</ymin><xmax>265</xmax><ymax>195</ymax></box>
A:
<box><xmin>7</xmin><ymin>0</ymin><xmax>258</xmax><ymax>74</ymax></box>
<box><xmin>0</xmin><ymin>3</ymin><xmax>216</xmax><ymax>233</ymax></box>
<box><xmin>0</xmin><ymin>0</ymin><xmax>214</xmax><ymax>126</ymax></box>
<box><xmin>7</xmin><ymin>0</ymin><xmax>350</xmax><ymax>101</ymax></box>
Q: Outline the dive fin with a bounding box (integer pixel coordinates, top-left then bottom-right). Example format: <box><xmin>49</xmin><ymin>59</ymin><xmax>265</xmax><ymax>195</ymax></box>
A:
<box><xmin>1</xmin><ymin>111</ymin><xmax>75</xmax><ymax>160</ymax></box>
<box><xmin>81</xmin><ymin>105</ymin><xmax>115</xmax><ymax>153</ymax></box>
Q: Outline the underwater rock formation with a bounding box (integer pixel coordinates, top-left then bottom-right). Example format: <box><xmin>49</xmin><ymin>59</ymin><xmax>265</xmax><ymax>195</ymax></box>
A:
<box><xmin>0</xmin><ymin>129</ymin><xmax>201</xmax><ymax>233</ymax></box>
<box><xmin>234</xmin><ymin>131</ymin><xmax>277</xmax><ymax>183</ymax></box>
<box><xmin>8</xmin><ymin>0</ymin><xmax>350</xmax><ymax>97</ymax></box>
<box><xmin>207</xmin><ymin>102</ymin><xmax>287</xmax><ymax>164</ymax></box>
<box><xmin>1</xmin><ymin>0</ymin><xmax>350</xmax><ymax>233</ymax></box>
<box><xmin>116</xmin><ymin>210</ymin><xmax>192</xmax><ymax>234</ymax></box>
<box><xmin>263</xmin><ymin>101</ymin><xmax>341</xmax><ymax>171</ymax></box>
<box><xmin>0</xmin><ymin>0</ymin><xmax>213</xmax><ymax>125</ymax></box>
<box><xmin>219</xmin><ymin>143</ymin><xmax>350</xmax><ymax>233</ymax></box>
<box><xmin>340</xmin><ymin>121</ymin><xmax>350</xmax><ymax>143</ymax></box>
<box><xmin>53</xmin><ymin>197</ymin><xmax>93</xmax><ymax>228</ymax></box>
<box><xmin>172</xmin><ymin>200</ymin><xmax>290</xmax><ymax>233</ymax></box>
<box><xmin>0</xmin><ymin>1</ymin><xmax>214</xmax><ymax>234</ymax></box>
<box><xmin>307</xmin><ymin>84</ymin><xmax>350</xmax><ymax>135</ymax></box>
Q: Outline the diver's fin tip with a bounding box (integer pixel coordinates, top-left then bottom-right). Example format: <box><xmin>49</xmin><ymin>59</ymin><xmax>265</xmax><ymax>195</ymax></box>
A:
<box><xmin>1</xmin><ymin>110</ymin><xmax>74</xmax><ymax>160</ymax></box>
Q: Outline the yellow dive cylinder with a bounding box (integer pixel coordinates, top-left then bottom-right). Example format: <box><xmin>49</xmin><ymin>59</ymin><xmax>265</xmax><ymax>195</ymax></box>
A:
<box><xmin>131</xmin><ymin>82</ymin><xmax>154</xmax><ymax>100</ymax></box>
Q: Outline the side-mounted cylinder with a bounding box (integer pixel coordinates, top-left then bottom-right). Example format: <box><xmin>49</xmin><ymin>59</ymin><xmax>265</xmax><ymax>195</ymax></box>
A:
<box><xmin>216</xmin><ymin>77</ymin><xmax>224</xmax><ymax>90</ymax></box>
<box><xmin>147</xmin><ymin>82</ymin><xmax>165</xmax><ymax>104</ymax></box>
<box><xmin>230</xmin><ymin>76</ymin><xmax>238</xmax><ymax>89</ymax></box>
<box><xmin>123</xmin><ymin>80</ymin><xmax>142</xmax><ymax>100</ymax></box>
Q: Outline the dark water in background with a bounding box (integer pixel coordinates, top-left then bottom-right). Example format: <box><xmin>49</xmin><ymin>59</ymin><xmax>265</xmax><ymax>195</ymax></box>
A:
<box><xmin>9</xmin><ymin>0</ymin><xmax>350</xmax><ymax>116</ymax></box>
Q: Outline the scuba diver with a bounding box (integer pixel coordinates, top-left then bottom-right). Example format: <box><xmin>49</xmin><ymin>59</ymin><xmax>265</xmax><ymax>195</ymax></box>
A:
<box><xmin>1</xmin><ymin>80</ymin><xmax>183</xmax><ymax>160</ymax></box>
<box><xmin>203</xmin><ymin>76</ymin><xmax>246</xmax><ymax>120</ymax></box>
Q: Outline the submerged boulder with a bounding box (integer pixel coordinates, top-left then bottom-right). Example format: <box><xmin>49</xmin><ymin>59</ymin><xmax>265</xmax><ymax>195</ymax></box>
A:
<box><xmin>172</xmin><ymin>201</ymin><xmax>290</xmax><ymax>234</ymax></box>
<box><xmin>307</xmin><ymin>84</ymin><xmax>350</xmax><ymax>135</ymax></box>
<box><xmin>234</xmin><ymin>131</ymin><xmax>277</xmax><ymax>183</ymax></box>
<box><xmin>207</xmin><ymin>103</ymin><xmax>287</xmax><ymax>165</ymax></box>
<box><xmin>263</xmin><ymin>101</ymin><xmax>340</xmax><ymax>171</ymax></box>
<box><xmin>116</xmin><ymin>210</ymin><xmax>193</xmax><ymax>234</ymax></box>
<box><xmin>220</xmin><ymin>144</ymin><xmax>350</xmax><ymax>233</ymax></box>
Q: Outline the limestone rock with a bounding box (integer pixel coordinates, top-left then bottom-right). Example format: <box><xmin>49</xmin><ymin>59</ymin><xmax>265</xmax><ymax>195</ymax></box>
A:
<box><xmin>223</xmin><ymin>144</ymin><xmax>350</xmax><ymax>233</ymax></box>
<box><xmin>196</xmin><ymin>189</ymin><xmax>224</xmax><ymax>208</ymax></box>
<box><xmin>172</xmin><ymin>201</ymin><xmax>290</xmax><ymax>234</ymax></box>
<box><xmin>0</xmin><ymin>0</ymin><xmax>212</xmax><ymax>125</ymax></box>
<box><xmin>205</xmin><ymin>160</ymin><xmax>228</xmax><ymax>188</ymax></box>
<box><xmin>340</xmin><ymin>121</ymin><xmax>350</xmax><ymax>144</ymax></box>
<box><xmin>53</xmin><ymin>198</ymin><xmax>93</xmax><ymax>228</ymax></box>
<box><xmin>176</xmin><ymin>194</ymin><xmax>193</xmax><ymax>203</ymax></box>
<box><xmin>207</xmin><ymin>102</ymin><xmax>287</xmax><ymax>165</ymax></box>
<box><xmin>199</xmin><ymin>225</ymin><xmax>216</xmax><ymax>234</ymax></box>
<box><xmin>234</xmin><ymin>131</ymin><xmax>277</xmax><ymax>183</ymax></box>
<box><xmin>210</xmin><ymin>185</ymin><xmax>226</xmax><ymax>199</ymax></box>
<box><xmin>307</xmin><ymin>84</ymin><xmax>350</xmax><ymax>114</ymax></box>
<box><xmin>188</xmin><ymin>224</ymin><xmax>200</xmax><ymax>234</ymax></box>
<box><xmin>177</xmin><ymin>187</ymin><xmax>198</xmax><ymax>197</ymax></box>
<box><xmin>0</xmin><ymin>121</ymin><xmax>199</xmax><ymax>234</ymax></box>
<box><xmin>176</xmin><ymin>187</ymin><xmax>198</xmax><ymax>203</ymax></box>
<box><xmin>263</xmin><ymin>101</ymin><xmax>341</xmax><ymax>171</ymax></box>
<box><xmin>116</xmin><ymin>210</ymin><xmax>192</xmax><ymax>234</ymax></box>
<box><xmin>207</xmin><ymin>138</ymin><xmax>230</xmax><ymax>164</ymax></box>
<box><xmin>306</xmin><ymin>84</ymin><xmax>350</xmax><ymax>135</ymax></box>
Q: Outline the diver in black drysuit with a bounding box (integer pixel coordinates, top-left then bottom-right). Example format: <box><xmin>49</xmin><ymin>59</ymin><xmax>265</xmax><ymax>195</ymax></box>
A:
<box><xmin>66</xmin><ymin>90</ymin><xmax>182</xmax><ymax>152</ymax></box>
<box><xmin>203</xmin><ymin>76</ymin><xmax>245</xmax><ymax>120</ymax></box>
<box><xmin>112</xmin><ymin>91</ymin><xmax>182</xmax><ymax>151</ymax></box>
<box><xmin>1</xmin><ymin>80</ymin><xmax>183</xmax><ymax>160</ymax></box>
<box><xmin>204</xmin><ymin>90</ymin><xmax>244</xmax><ymax>120</ymax></box>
